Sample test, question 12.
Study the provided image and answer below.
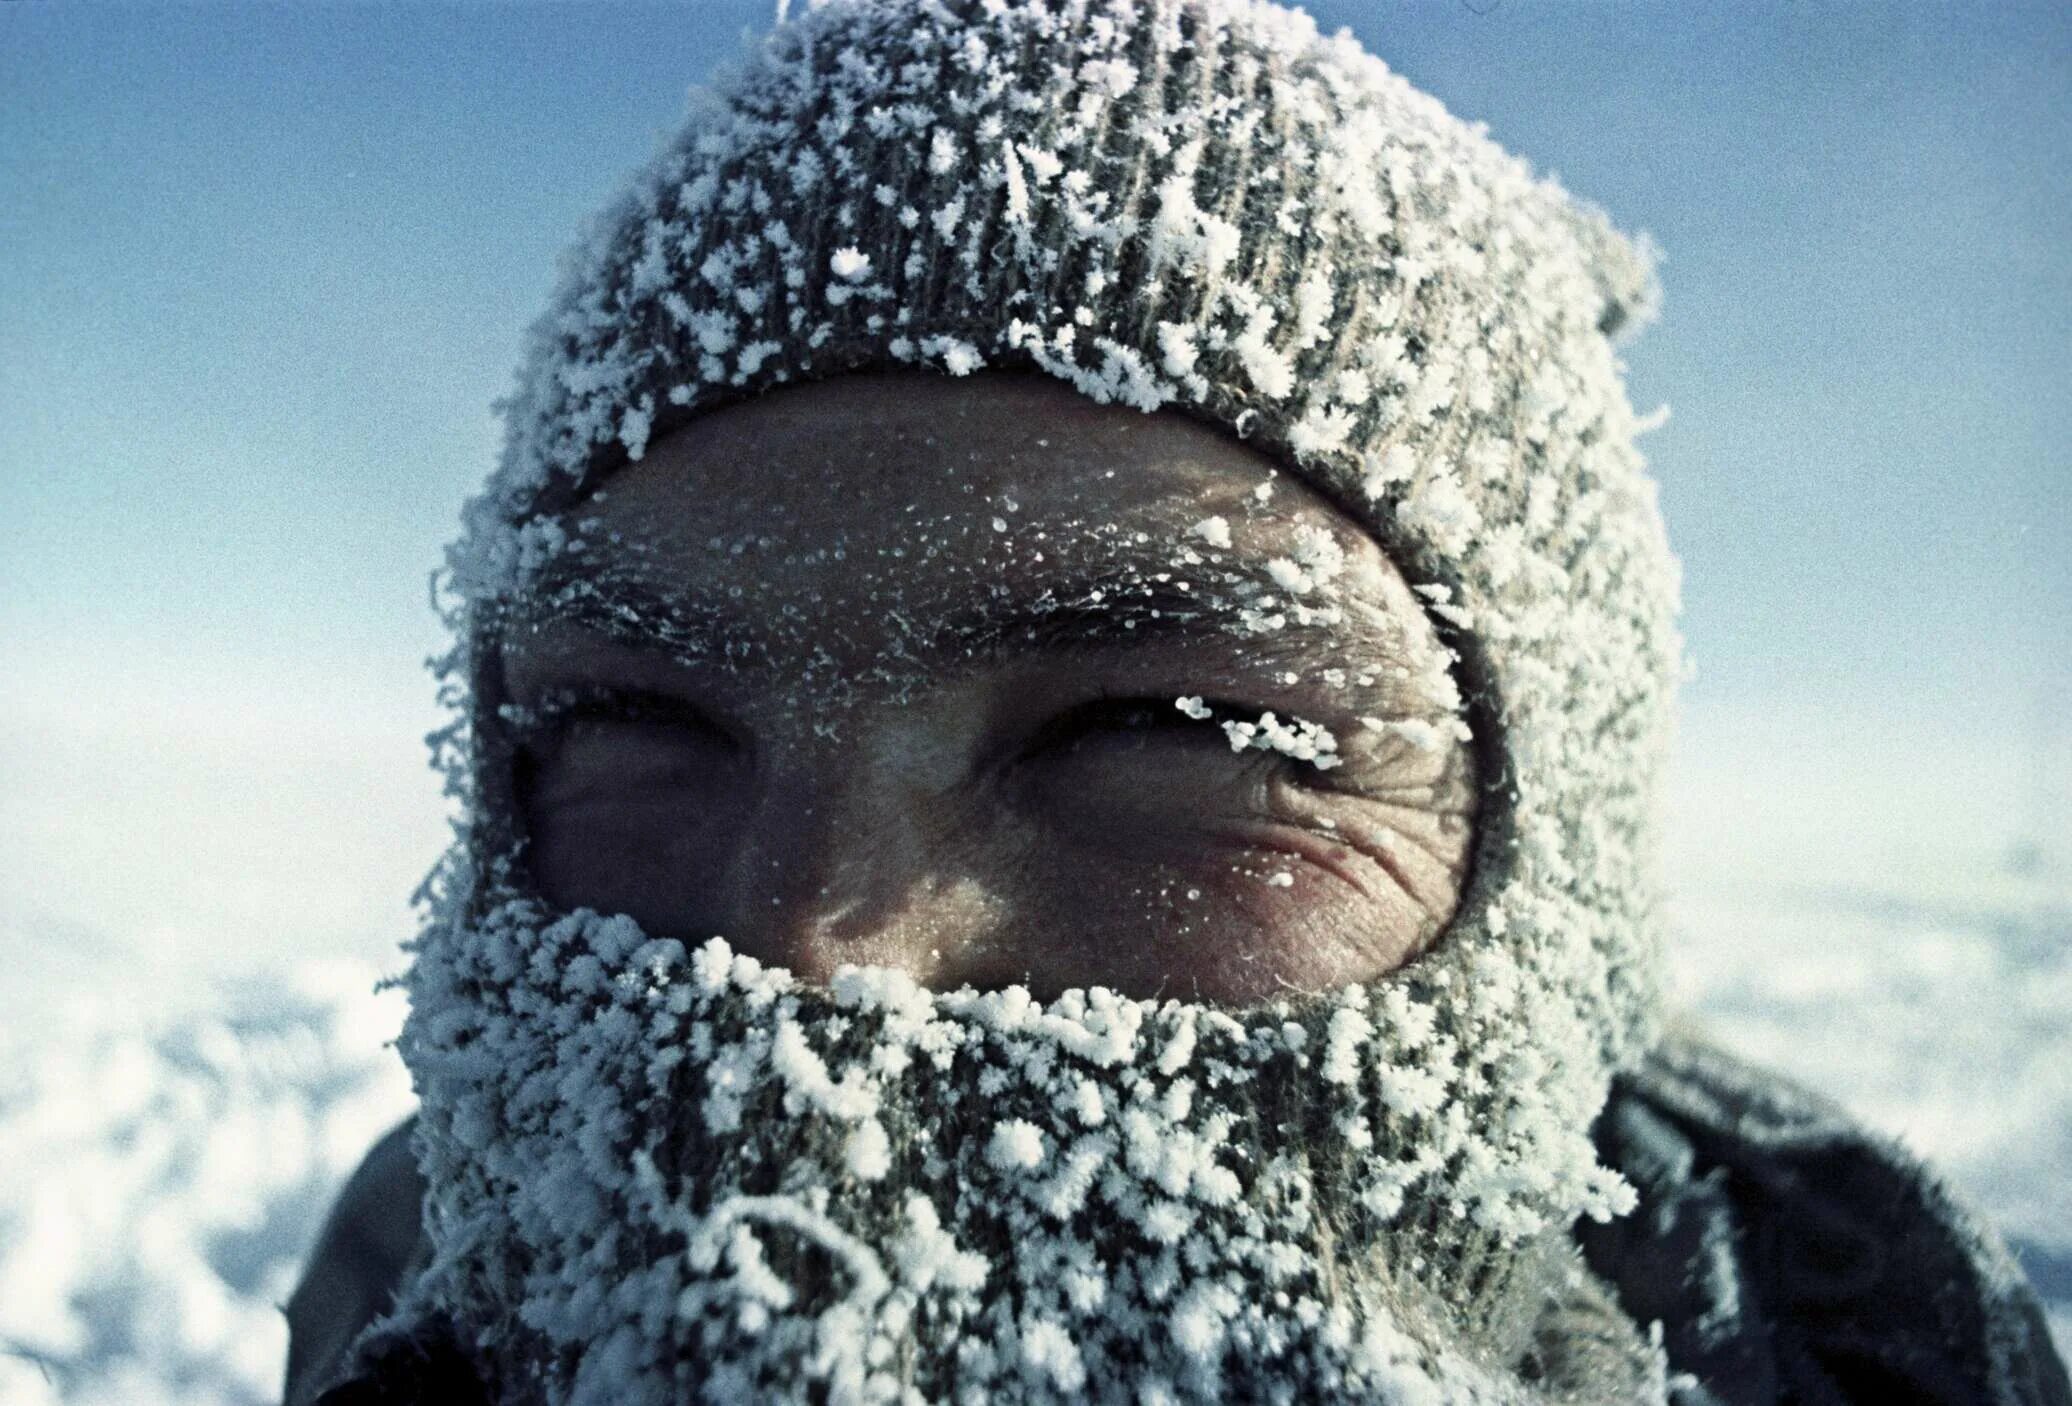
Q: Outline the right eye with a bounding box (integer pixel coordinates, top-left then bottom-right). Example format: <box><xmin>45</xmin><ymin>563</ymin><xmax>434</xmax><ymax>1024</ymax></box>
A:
<box><xmin>510</xmin><ymin>687</ymin><xmax>744</xmax><ymax>929</ymax></box>
<box><xmin>512</xmin><ymin>687</ymin><xmax>740</xmax><ymax>807</ymax></box>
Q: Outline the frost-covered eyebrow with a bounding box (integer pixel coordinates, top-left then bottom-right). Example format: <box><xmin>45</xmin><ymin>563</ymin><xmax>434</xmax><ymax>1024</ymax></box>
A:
<box><xmin>930</xmin><ymin>572</ymin><xmax>1218</xmax><ymax>656</ymax></box>
<box><xmin>513</xmin><ymin>567</ymin><xmax>751</xmax><ymax>661</ymax></box>
<box><xmin>513</xmin><ymin>559</ymin><xmax>1388</xmax><ymax>670</ymax></box>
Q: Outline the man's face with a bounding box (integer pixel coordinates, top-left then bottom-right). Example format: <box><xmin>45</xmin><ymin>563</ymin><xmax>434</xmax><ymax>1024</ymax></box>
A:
<box><xmin>498</xmin><ymin>368</ymin><xmax>1476</xmax><ymax>1003</ymax></box>
<box><xmin>402</xmin><ymin>372</ymin><xmax>1645</xmax><ymax>1404</ymax></box>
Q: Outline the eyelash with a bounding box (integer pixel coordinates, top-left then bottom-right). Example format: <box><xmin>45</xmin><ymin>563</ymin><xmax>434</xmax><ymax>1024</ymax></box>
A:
<box><xmin>1019</xmin><ymin>691</ymin><xmax>1287</xmax><ymax>764</ymax></box>
<box><xmin>507</xmin><ymin>685</ymin><xmax>729</xmax><ymax>758</ymax></box>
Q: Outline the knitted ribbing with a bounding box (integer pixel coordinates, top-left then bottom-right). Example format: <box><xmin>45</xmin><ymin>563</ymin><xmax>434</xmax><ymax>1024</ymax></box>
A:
<box><xmin>448</xmin><ymin>0</ymin><xmax>1676</xmax><ymax>1051</ymax></box>
<box><xmin>401</xmin><ymin>0</ymin><xmax>1684</xmax><ymax>1395</ymax></box>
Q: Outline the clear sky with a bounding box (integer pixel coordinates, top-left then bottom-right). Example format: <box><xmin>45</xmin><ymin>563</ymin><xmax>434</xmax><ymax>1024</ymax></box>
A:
<box><xmin>2</xmin><ymin>1</ymin><xmax>2067</xmax><ymax>979</ymax></box>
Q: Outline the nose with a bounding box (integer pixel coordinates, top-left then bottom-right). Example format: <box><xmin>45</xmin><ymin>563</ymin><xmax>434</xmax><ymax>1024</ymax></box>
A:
<box><xmin>710</xmin><ymin>734</ymin><xmax>1006</xmax><ymax>989</ymax></box>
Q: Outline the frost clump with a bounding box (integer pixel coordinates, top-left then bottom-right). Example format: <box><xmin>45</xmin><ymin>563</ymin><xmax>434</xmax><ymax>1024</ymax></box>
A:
<box><xmin>1221</xmin><ymin>709</ymin><xmax>1342</xmax><ymax>770</ymax></box>
<box><xmin>987</xmin><ymin>1118</ymin><xmax>1047</xmax><ymax>1171</ymax></box>
<box><xmin>1263</xmin><ymin>524</ymin><xmax>1347</xmax><ymax>596</ymax></box>
<box><xmin>1170</xmin><ymin>698</ymin><xmax>1344</xmax><ymax>772</ymax></box>
<box><xmin>390</xmin><ymin>899</ymin><xmax>1634</xmax><ymax>1404</ymax></box>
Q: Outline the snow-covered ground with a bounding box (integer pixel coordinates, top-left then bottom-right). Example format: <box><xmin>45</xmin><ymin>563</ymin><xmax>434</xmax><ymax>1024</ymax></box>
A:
<box><xmin>0</xmin><ymin>967</ymin><xmax>410</xmax><ymax>1406</ymax></box>
<box><xmin>1</xmin><ymin>683</ymin><xmax>2066</xmax><ymax>1401</ymax></box>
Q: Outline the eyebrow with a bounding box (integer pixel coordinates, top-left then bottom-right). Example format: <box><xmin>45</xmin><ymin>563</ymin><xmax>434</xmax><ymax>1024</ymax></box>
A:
<box><xmin>513</xmin><ymin>557</ymin><xmax>1380</xmax><ymax>671</ymax></box>
<box><xmin>519</xmin><ymin>563</ymin><xmax>756</xmax><ymax>661</ymax></box>
<box><xmin>935</xmin><ymin>572</ymin><xmax>1222</xmax><ymax>655</ymax></box>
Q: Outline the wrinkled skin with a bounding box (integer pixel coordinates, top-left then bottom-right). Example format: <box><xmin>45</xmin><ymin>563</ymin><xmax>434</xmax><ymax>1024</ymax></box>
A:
<box><xmin>499</xmin><ymin>368</ymin><xmax>1476</xmax><ymax>1003</ymax></box>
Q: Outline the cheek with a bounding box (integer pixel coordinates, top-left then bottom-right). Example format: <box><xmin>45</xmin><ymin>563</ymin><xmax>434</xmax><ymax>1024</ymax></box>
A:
<box><xmin>520</xmin><ymin>775</ymin><xmax>744</xmax><ymax>936</ymax></box>
<box><xmin>986</xmin><ymin>821</ymin><xmax>1442</xmax><ymax>1003</ymax></box>
<box><xmin>518</xmin><ymin>724</ymin><xmax>754</xmax><ymax>935</ymax></box>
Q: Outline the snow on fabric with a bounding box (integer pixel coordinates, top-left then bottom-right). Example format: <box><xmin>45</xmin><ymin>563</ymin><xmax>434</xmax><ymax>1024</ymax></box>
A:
<box><xmin>395</xmin><ymin>0</ymin><xmax>1681</xmax><ymax>1396</ymax></box>
<box><xmin>387</xmin><ymin>893</ymin><xmax>1654</xmax><ymax>1404</ymax></box>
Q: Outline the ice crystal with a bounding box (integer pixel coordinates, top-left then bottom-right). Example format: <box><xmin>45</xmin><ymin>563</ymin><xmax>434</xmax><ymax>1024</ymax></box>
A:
<box><xmin>1221</xmin><ymin>709</ymin><xmax>1342</xmax><ymax>770</ymax></box>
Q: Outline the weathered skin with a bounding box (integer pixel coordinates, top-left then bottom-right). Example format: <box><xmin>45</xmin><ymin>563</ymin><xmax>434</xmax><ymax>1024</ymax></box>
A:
<box><xmin>499</xmin><ymin>367</ymin><xmax>1478</xmax><ymax>1003</ymax></box>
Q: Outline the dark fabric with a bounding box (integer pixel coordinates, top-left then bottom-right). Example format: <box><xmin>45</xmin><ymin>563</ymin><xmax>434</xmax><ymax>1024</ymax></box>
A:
<box><xmin>311</xmin><ymin>1312</ymin><xmax>493</xmax><ymax>1406</ymax></box>
<box><xmin>1581</xmin><ymin>1030</ymin><xmax>2071</xmax><ymax>1406</ymax></box>
<box><xmin>288</xmin><ymin>1033</ymin><xmax>2071</xmax><ymax>1405</ymax></box>
<box><xmin>284</xmin><ymin>1119</ymin><xmax>430</xmax><ymax>1406</ymax></box>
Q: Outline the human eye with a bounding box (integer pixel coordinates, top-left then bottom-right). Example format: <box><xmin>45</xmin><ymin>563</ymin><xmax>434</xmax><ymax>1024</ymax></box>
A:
<box><xmin>508</xmin><ymin>684</ymin><xmax>746</xmax><ymax>927</ymax></box>
<box><xmin>1016</xmin><ymin>693</ymin><xmax>1237</xmax><ymax>762</ymax></box>
<box><xmin>1010</xmin><ymin>691</ymin><xmax>1324</xmax><ymax>832</ymax></box>
<box><xmin>1016</xmin><ymin>693</ymin><xmax>1350</xmax><ymax>779</ymax></box>
<box><xmin>510</xmin><ymin>685</ymin><xmax>739</xmax><ymax>805</ymax></box>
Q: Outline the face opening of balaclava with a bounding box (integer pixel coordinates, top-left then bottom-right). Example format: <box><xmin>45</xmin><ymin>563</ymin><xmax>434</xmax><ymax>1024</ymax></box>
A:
<box><xmin>369</xmin><ymin>1</ymin><xmax>1684</xmax><ymax>1402</ymax></box>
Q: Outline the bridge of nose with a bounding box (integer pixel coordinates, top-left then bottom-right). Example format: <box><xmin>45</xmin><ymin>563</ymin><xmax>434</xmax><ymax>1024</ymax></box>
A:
<box><xmin>708</xmin><ymin>704</ymin><xmax>1015</xmax><ymax>987</ymax></box>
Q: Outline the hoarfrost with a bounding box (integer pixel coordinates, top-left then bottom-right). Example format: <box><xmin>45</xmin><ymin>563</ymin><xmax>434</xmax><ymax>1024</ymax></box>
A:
<box><xmin>392</xmin><ymin>900</ymin><xmax>1631</xmax><ymax>1404</ymax></box>
<box><xmin>987</xmin><ymin>1118</ymin><xmax>1047</xmax><ymax>1171</ymax></box>
<box><xmin>1220</xmin><ymin>710</ymin><xmax>1342</xmax><ymax>770</ymax></box>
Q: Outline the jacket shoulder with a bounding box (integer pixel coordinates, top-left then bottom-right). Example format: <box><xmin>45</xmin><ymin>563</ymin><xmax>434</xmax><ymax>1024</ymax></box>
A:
<box><xmin>1583</xmin><ymin>1029</ymin><xmax>2069</xmax><ymax>1406</ymax></box>
<box><xmin>284</xmin><ymin>1116</ymin><xmax>428</xmax><ymax>1406</ymax></box>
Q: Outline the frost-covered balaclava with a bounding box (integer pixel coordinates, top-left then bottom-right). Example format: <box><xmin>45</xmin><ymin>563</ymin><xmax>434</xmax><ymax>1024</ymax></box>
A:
<box><xmin>377</xmin><ymin>1</ymin><xmax>1682</xmax><ymax>1401</ymax></box>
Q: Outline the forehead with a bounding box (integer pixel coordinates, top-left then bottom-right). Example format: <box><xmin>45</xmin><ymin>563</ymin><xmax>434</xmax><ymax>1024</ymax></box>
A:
<box><xmin>580</xmin><ymin>362</ymin><xmax>1392</xmax><ymax>559</ymax></box>
<box><xmin>593</xmin><ymin>368</ymin><xmax>1320</xmax><ymax>541</ymax></box>
<box><xmin>519</xmin><ymin>368</ymin><xmax>1427</xmax><ymax>678</ymax></box>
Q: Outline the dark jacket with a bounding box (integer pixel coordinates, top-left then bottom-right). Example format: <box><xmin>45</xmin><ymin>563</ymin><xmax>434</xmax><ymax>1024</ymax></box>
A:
<box><xmin>284</xmin><ymin>1032</ymin><xmax>2070</xmax><ymax>1405</ymax></box>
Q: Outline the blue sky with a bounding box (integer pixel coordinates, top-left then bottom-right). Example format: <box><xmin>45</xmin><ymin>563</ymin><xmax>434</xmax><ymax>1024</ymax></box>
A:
<box><xmin>2</xmin><ymin>1</ymin><xmax>2067</xmax><ymax>973</ymax></box>
<box><xmin>4</xmin><ymin>0</ymin><xmax>2065</xmax><ymax>697</ymax></box>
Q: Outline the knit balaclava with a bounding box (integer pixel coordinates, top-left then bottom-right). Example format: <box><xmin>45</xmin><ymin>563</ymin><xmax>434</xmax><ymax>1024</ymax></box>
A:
<box><xmin>379</xmin><ymin>1</ymin><xmax>1682</xmax><ymax>1401</ymax></box>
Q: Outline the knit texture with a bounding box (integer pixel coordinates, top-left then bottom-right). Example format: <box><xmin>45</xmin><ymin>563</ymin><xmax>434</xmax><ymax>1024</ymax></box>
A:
<box><xmin>388</xmin><ymin>0</ymin><xmax>1685</xmax><ymax>1400</ymax></box>
<box><xmin>383</xmin><ymin>917</ymin><xmax>1670</xmax><ymax>1402</ymax></box>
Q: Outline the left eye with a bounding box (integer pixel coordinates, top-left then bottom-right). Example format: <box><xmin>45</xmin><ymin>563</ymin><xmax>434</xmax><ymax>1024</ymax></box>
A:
<box><xmin>1018</xmin><ymin>696</ymin><xmax>1228</xmax><ymax>762</ymax></box>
